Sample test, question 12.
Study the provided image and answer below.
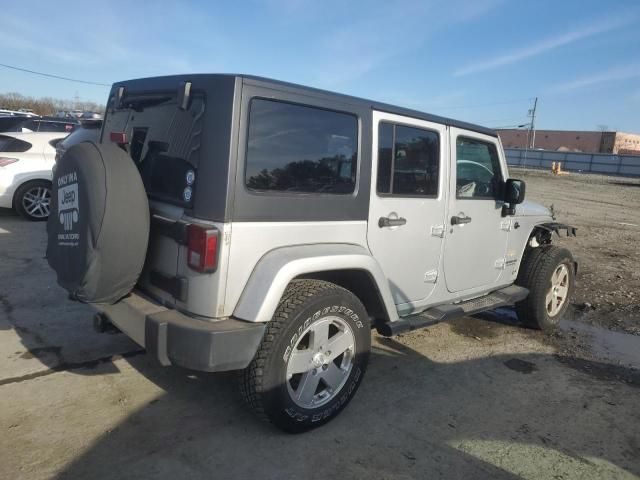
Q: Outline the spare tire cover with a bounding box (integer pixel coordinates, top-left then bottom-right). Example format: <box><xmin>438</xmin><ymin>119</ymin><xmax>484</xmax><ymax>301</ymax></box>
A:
<box><xmin>47</xmin><ymin>142</ymin><xmax>149</xmax><ymax>304</ymax></box>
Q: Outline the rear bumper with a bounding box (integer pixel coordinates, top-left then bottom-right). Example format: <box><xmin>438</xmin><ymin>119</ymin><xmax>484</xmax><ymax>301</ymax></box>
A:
<box><xmin>96</xmin><ymin>291</ymin><xmax>265</xmax><ymax>372</ymax></box>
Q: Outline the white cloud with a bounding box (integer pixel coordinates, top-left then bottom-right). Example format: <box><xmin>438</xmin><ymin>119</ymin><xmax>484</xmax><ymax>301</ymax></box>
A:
<box><xmin>550</xmin><ymin>65</ymin><xmax>640</xmax><ymax>93</ymax></box>
<box><xmin>454</xmin><ymin>15</ymin><xmax>633</xmax><ymax>77</ymax></box>
<box><xmin>311</xmin><ymin>0</ymin><xmax>503</xmax><ymax>88</ymax></box>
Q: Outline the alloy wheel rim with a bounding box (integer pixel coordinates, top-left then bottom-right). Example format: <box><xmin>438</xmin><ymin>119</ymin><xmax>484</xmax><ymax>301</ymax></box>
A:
<box><xmin>546</xmin><ymin>264</ymin><xmax>569</xmax><ymax>317</ymax></box>
<box><xmin>22</xmin><ymin>186</ymin><xmax>51</xmax><ymax>218</ymax></box>
<box><xmin>286</xmin><ymin>315</ymin><xmax>356</xmax><ymax>409</ymax></box>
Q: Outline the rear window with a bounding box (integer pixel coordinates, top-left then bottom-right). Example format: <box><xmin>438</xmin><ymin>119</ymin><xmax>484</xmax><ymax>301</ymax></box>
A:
<box><xmin>0</xmin><ymin>117</ymin><xmax>29</xmax><ymax>133</ymax></box>
<box><xmin>0</xmin><ymin>135</ymin><xmax>31</xmax><ymax>152</ymax></box>
<box><xmin>245</xmin><ymin>99</ymin><xmax>358</xmax><ymax>194</ymax></box>
<box><xmin>103</xmin><ymin>92</ymin><xmax>206</xmax><ymax>207</ymax></box>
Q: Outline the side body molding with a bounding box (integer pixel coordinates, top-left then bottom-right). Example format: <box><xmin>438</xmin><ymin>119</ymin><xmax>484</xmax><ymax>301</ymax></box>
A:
<box><xmin>233</xmin><ymin>244</ymin><xmax>399</xmax><ymax>323</ymax></box>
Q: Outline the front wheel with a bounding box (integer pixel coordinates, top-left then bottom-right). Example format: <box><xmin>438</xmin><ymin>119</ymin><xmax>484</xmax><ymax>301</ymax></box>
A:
<box><xmin>239</xmin><ymin>279</ymin><xmax>370</xmax><ymax>433</ymax></box>
<box><xmin>516</xmin><ymin>245</ymin><xmax>576</xmax><ymax>331</ymax></box>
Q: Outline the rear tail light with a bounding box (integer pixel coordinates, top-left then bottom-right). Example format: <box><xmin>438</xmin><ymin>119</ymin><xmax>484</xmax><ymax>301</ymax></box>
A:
<box><xmin>110</xmin><ymin>131</ymin><xmax>128</xmax><ymax>144</ymax></box>
<box><xmin>187</xmin><ymin>224</ymin><xmax>219</xmax><ymax>273</ymax></box>
<box><xmin>0</xmin><ymin>157</ymin><xmax>19</xmax><ymax>167</ymax></box>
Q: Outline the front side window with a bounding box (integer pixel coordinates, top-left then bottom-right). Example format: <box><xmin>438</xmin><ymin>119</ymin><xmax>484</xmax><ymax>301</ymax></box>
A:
<box><xmin>377</xmin><ymin>122</ymin><xmax>439</xmax><ymax>196</ymax></box>
<box><xmin>456</xmin><ymin>137</ymin><xmax>503</xmax><ymax>199</ymax></box>
<box><xmin>245</xmin><ymin>99</ymin><xmax>358</xmax><ymax>194</ymax></box>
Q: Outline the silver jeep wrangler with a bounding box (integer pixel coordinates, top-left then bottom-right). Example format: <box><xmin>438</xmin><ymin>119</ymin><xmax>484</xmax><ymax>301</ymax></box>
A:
<box><xmin>47</xmin><ymin>74</ymin><xmax>576</xmax><ymax>432</ymax></box>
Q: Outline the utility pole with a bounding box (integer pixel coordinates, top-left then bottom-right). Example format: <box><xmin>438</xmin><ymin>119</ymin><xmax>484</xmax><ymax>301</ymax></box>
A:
<box><xmin>523</xmin><ymin>97</ymin><xmax>537</xmax><ymax>168</ymax></box>
<box><xmin>528</xmin><ymin>97</ymin><xmax>538</xmax><ymax>149</ymax></box>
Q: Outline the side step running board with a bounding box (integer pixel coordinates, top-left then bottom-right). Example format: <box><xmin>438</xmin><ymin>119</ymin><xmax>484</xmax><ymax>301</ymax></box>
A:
<box><xmin>377</xmin><ymin>285</ymin><xmax>529</xmax><ymax>337</ymax></box>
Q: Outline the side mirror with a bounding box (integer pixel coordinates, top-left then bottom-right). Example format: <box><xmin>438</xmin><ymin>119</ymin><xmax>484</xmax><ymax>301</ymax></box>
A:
<box><xmin>502</xmin><ymin>178</ymin><xmax>526</xmax><ymax>216</ymax></box>
<box><xmin>505</xmin><ymin>178</ymin><xmax>526</xmax><ymax>204</ymax></box>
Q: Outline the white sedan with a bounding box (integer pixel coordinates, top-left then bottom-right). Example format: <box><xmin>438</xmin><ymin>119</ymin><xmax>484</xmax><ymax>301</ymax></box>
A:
<box><xmin>0</xmin><ymin>132</ymin><xmax>66</xmax><ymax>220</ymax></box>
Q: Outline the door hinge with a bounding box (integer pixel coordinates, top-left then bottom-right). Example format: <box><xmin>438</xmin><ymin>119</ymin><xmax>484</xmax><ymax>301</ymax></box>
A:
<box><xmin>431</xmin><ymin>224</ymin><xmax>445</xmax><ymax>238</ymax></box>
<box><xmin>500</xmin><ymin>219</ymin><xmax>512</xmax><ymax>231</ymax></box>
<box><xmin>494</xmin><ymin>258</ymin><xmax>506</xmax><ymax>270</ymax></box>
<box><xmin>424</xmin><ymin>269</ymin><xmax>438</xmax><ymax>283</ymax></box>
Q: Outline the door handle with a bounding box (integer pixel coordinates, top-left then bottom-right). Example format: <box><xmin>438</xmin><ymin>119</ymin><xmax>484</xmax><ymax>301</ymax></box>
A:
<box><xmin>451</xmin><ymin>214</ymin><xmax>472</xmax><ymax>225</ymax></box>
<box><xmin>378</xmin><ymin>216</ymin><xmax>407</xmax><ymax>228</ymax></box>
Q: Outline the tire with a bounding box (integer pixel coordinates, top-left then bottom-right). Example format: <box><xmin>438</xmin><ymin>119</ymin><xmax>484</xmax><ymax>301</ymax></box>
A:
<box><xmin>515</xmin><ymin>245</ymin><xmax>575</xmax><ymax>331</ymax></box>
<box><xmin>14</xmin><ymin>180</ymin><xmax>52</xmax><ymax>221</ymax></box>
<box><xmin>46</xmin><ymin>142</ymin><xmax>149</xmax><ymax>304</ymax></box>
<box><xmin>240</xmin><ymin>279</ymin><xmax>371</xmax><ymax>433</ymax></box>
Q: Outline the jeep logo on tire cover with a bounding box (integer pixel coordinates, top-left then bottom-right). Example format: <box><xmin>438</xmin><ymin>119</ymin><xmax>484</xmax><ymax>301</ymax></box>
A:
<box><xmin>56</xmin><ymin>171</ymin><xmax>80</xmax><ymax>245</ymax></box>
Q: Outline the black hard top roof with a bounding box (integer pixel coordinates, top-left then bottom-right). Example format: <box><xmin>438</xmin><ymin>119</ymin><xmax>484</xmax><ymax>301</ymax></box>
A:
<box><xmin>112</xmin><ymin>73</ymin><xmax>497</xmax><ymax>138</ymax></box>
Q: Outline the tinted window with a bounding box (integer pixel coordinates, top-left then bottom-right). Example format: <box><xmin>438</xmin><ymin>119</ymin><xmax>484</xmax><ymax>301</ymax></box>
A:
<box><xmin>377</xmin><ymin>122</ymin><xmax>439</xmax><ymax>196</ymax></box>
<box><xmin>21</xmin><ymin>120</ymin><xmax>76</xmax><ymax>133</ymax></box>
<box><xmin>0</xmin><ymin>117</ymin><xmax>29</xmax><ymax>132</ymax></box>
<box><xmin>246</xmin><ymin>99</ymin><xmax>358</xmax><ymax>194</ymax></box>
<box><xmin>0</xmin><ymin>135</ymin><xmax>31</xmax><ymax>152</ymax></box>
<box><xmin>104</xmin><ymin>92</ymin><xmax>206</xmax><ymax>207</ymax></box>
<box><xmin>456</xmin><ymin>137</ymin><xmax>502</xmax><ymax>199</ymax></box>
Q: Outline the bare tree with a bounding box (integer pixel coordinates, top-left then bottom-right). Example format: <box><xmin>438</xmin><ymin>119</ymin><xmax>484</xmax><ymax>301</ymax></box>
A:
<box><xmin>0</xmin><ymin>92</ymin><xmax>105</xmax><ymax>115</ymax></box>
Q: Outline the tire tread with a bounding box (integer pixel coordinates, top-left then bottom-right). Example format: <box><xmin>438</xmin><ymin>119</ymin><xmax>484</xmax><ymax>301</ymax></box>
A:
<box><xmin>516</xmin><ymin>245</ymin><xmax>574</xmax><ymax>330</ymax></box>
<box><xmin>239</xmin><ymin>279</ymin><xmax>355</xmax><ymax>423</ymax></box>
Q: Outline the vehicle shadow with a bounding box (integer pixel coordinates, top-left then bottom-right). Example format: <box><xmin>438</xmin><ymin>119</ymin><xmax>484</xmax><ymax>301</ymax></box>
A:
<box><xmin>0</xmin><ymin>214</ymin><xmax>137</xmax><ymax>376</ymax></box>
<box><xmin>54</xmin><ymin>335</ymin><xmax>640</xmax><ymax>480</ymax></box>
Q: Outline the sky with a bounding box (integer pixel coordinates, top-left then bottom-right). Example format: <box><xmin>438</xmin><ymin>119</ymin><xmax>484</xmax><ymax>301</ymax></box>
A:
<box><xmin>1</xmin><ymin>0</ymin><xmax>639</xmax><ymax>132</ymax></box>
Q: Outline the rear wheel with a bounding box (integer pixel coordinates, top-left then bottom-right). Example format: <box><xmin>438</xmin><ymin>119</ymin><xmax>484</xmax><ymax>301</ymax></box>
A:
<box><xmin>516</xmin><ymin>245</ymin><xmax>576</xmax><ymax>331</ymax></box>
<box><xmin>14</xmin><ymin>180</ymin><xmax>51</xmax><ymax>221</ymax></box>
<box><xmin>240</xmin><ymin>279</ymin><xmax>370</xmax><ymax>433</ymax></box>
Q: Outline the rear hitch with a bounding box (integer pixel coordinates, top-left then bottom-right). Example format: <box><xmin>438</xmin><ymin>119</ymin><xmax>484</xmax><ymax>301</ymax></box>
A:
<box><xmin>93</xmin><ymin>313</ymin><xmax>121</xmax><ymax>334</ymax></box>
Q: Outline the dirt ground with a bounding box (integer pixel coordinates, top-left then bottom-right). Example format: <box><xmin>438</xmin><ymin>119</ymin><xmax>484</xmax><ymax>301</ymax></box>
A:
<box><xmin>0</xmin><ymin>170</ymin><xmax>639</xmax><ymax>480</ymax></box>
<box><xmin>514</xmin><ymin>169</ymin><xmax>640</xmax><ymax>336</ymax></box>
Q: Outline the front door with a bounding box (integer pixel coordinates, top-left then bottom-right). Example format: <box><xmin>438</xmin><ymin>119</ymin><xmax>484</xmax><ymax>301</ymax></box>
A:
<box><xmin>367</xmin><ymin>111</ymin><xmax>448</xmax><ymax>310</ymax></box>
<box><xmin>443</xmin><ymin>127</ymin><xmax>509</xmax><ymax>293</ymax></box>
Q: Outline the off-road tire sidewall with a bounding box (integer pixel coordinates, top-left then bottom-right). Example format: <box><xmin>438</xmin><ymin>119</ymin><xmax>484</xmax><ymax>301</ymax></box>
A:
<box><xmin>517</xmin><ymin>246</ymin><xmax>575</xmax><ymax>331</ymax></box>
<box><xmin>257</xmin><ymin>284</ymin><xmax>370</xmax><ymax>433</ymax></box>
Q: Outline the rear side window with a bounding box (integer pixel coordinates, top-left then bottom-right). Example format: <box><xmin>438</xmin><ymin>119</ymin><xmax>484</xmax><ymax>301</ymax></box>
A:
<box><xmin>0</xmin><ymin>135</ymin><xmax>31</xmax><ymax>152</ymax></box>
<box><xmin>377</xmin><ymin>122</ymin><xmax>439</xmax><ymax>196</ymax></box>
<box><xmin>456</xmin><ymin>137</ymin><xmax>502</xmax><ymax>199</ymax></box>
<box><xmin>245</xmin><ymin>99</ymin><xmax>358</xmax><ymax>194</ymax></box>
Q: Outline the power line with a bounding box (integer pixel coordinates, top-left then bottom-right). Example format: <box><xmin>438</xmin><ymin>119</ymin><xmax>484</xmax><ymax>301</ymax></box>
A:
<box><xmin>491</xmin><ymin>124</ymin><xmax>530</xmax><ymax>130</ymax></box>
<box><xmin>0</xmin><ymin>62</ymin><xmax>111</xmax><ymax>87</ymax></box>
<box><xmin>478</xmin><ymin>116</ymin><xmax>529</xmax><ymax>124</ymax></box>
<box><xmin>432</xmin><ymin>98</ymin><xmax>533</xmax><ymax>110</ymax></box>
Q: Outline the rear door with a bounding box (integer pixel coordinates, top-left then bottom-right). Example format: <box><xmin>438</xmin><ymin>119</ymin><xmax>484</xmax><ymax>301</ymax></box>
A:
<box><xmin>101</xmin><ymin>89</ymin><xmax>207</xmax><ymax>307</ymax></box>
<box><xmin>367</xmin><ymin>111</ymin><xmax>448</xmax><ymax>312</ymax></box>
<box><xmin>443</xmin><ymin>127</ymin><xmax>509</xmax><ymax>292</ymax></box>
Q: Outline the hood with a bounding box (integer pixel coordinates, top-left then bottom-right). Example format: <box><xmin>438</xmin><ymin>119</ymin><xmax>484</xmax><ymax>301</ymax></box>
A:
<box><xmin>515</xmin><ymin>200</ymin><xmax>553</xmax><ymax>218</ymax></box>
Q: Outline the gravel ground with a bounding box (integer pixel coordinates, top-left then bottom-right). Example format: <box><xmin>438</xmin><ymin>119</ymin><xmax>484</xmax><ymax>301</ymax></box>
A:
<box><xmin>0</xmin><ymin>170</ymin><xmax>639</xmax><ymax>480</ymax></box>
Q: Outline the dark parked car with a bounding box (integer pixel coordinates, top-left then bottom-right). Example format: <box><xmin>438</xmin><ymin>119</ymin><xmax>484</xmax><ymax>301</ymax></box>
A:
<box><xmin>0</xmin><ymin>115</ymin><xmax>78</xmax><ymax>133</ymax></box>
<box><xmin>54</xmin><ymin>119</ymin><xmax>102</xmax><ymax>163</ymax></box>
